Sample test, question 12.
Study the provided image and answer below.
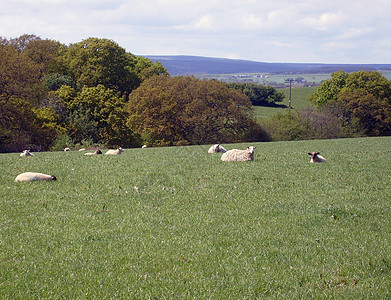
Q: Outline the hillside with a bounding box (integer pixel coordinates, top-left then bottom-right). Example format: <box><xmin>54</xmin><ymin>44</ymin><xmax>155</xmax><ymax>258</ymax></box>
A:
<box><xmin>146</xmin><ymin>55</ymin><xmax>391</xmax><ymax>76</ymax></box>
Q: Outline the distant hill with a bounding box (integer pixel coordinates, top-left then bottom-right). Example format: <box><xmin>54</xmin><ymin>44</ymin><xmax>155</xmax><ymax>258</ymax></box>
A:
<box><xmin>146</xmin><ymin>55</ymin><xmax>391</xmax><ymax>76</ymax></box>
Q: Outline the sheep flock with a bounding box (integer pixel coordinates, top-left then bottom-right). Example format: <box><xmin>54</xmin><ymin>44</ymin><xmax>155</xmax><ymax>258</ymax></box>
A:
<box><xmin>14</xmin><ymin>144</ymin><xmax>327</xmax><ymax>183</ymax></box>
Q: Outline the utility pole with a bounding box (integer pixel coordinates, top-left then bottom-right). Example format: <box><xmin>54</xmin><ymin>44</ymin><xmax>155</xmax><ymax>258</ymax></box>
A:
<box><xmin>285</xmin><ymin>78</ymin><xmax>294</xmax><ymax>108</ymax></box>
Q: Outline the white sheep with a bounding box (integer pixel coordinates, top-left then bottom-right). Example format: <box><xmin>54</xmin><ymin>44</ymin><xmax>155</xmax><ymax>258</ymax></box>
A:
<box><xmin>78</xmin><ymin>148</ymin><xmax>86</xmax><ymax>151</ymax></box>
<box><xmin>105</xmin><ymin>147</ymin><xmax>124</xmax><ymax>155</ymax></box>
<box><xmin>221</xmin><ymin>146</ymin><xmax>256</xmax><ymax>162</ymax></box>
<box><xmin>308</xmin><ymin>152</ymin><xmax>326</xmax><ymax>163</ymax></box>
<box><xmin>142</xmin><ymin>145</ymin><xmax>148</xmax><ymax>148</ymax></box>
<box><xmin>64</xmin><ymin>147</ymin><xmax>71</xmax><ymax>151</ymax></box>
<box><xmin>20</xmin><ymin>150</ymin><xmax>34</xmax><ymax>157</ymax></box>
<box><xmin>208</xmin><ymin>144</ymin><xmax>227</xmax><ymax>153</ymax></box>
<box><xmin>14</xmin><ymin>172</ymin><xmax>57</xmax><ymax>182</ymax></box>
<box><xmin>84</xmin><ymin>149</ymin><xmax>103</xmax><ymax>156</ymax></box>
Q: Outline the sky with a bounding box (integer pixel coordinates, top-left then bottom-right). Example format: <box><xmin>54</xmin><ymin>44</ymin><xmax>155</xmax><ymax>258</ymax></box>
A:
<box><xmin>1</xmin><ymin>0</ymin><xmax>391</xmax><ymax>64</ymax></box>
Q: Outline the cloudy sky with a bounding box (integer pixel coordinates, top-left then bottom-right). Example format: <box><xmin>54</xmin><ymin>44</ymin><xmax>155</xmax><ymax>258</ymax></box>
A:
<box><xmin>1</xmin><ymin>0</ymin><xmax>391</xmax><ymax>64</ymax></box>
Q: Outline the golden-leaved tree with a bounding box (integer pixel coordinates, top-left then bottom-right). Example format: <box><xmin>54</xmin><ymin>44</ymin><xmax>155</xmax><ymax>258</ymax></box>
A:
<box><xmin>126</xmin><ymin>76</ymin><xmax>269</xmax><ymax>146</ymax></box>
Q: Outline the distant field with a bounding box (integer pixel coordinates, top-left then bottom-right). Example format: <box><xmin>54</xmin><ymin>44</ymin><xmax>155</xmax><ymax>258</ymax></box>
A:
<box><xmin>253</xmin><ymin>86</ymin><xmax>317</xmax><ymax>120</ymax></box>
<box><xmin>2</xmin><ymin>137</ymin><xmax>391</xmax><ymax>298</ymax></box>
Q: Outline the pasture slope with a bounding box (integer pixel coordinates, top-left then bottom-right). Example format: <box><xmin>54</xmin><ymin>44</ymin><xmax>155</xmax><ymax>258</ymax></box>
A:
<box><xmin>1</xmin><ymin>137</ymin><xmax>391</xmax><ymax>298</ymax></box>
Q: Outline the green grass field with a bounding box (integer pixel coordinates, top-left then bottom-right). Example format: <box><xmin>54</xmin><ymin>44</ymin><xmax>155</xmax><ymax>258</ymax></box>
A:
<box><xmin>253</xmin><ymin>86</ymin><xmax>316</xmax><ymax>121</ymax></box>
<box><xmin>1</xmin><ymin>137</ymin><xmax>391</xmax><ymax>298</ymax></box>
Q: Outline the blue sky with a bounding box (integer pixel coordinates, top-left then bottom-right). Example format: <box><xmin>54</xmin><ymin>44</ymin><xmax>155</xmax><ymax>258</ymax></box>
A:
<box><xmin>1</xmin><ymin>0</ymin><xmax>391</xmax><ymax>64</ymax></box>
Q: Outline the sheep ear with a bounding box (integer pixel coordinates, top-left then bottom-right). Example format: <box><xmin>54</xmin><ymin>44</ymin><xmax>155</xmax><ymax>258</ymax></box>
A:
<box><xmin>316</xmin><ymin>152</ymin><xmax>320</xmax><ymax>155</ymax></box>
<box><xmin>308</xmin><ymin>153</ymin><xmax>311</xmax><ymax>155</ymax></box>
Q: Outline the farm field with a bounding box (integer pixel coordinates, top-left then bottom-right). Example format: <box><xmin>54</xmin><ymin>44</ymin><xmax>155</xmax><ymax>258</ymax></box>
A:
<box><xmin>253</xmin><ymin>86</ymin><xmax>316</xmax><ymax>120</ymax></box>
<box><xmin>1</xmin><ymin>137</ymin><xmax>391</xmax><ymax>298</ymax></box>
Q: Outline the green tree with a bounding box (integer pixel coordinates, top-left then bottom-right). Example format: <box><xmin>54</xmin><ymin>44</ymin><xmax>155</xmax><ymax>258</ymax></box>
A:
<box><xmin>308</xmin><ymin>70</ymin><xmax>391</xmax><ymax>136</ymax></box>
<box><xmin>227</xmin><ymin>82</ymin><xmax>284</xmax><ymax>106</ymax></box>
<box><xmin>63</xmin><ymin>85</ymin><xmax>139</xmax><ymax>147</ymax></box>
<box><xmin>61</xmin><ymin>38</ymin><xmax>140</xmax><ymax>95</ymax></box>
<box><xmin>126</xmin><ymin>76</ymin><xmax>268</xmax><ymax>146</ymax></box>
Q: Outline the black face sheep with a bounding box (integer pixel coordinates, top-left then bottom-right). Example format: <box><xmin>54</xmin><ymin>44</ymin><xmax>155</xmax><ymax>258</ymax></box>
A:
<box><xmin>20</xmin><ymin>150</ymin><xmax>34</xmax><ymax>157</ymax></box>
<box><xmin>105</xmin><ymin>147</ymin><xmax>124</xmax><ymax>155</ymax></box>
<box><xmin>308</xmin><ymin>152</ymin><xmax>326</xmax><ymax>163</ymax></box>
<box><xmin>64</xmin><ymin>147</ymin><xmax>71</xmax><ymax>151</ymax></box>
<box><xmin>208</xmin><ymin>144</ymin><xmax>227</xmax><ymax>153</ymax></box>
<box><xmin>84</xmin><ymin>149</ymin><xmax>103</xmax><ymax>156</ymax></box>
<box><xmin>221</xmin><ymin>146</ymin><xmax>256</xmax><ymax>162</ymax></box>
<box><xmin>15</xmin><ymin>172</ymin><xmax>57</xmax><ymax>182</ymax></box>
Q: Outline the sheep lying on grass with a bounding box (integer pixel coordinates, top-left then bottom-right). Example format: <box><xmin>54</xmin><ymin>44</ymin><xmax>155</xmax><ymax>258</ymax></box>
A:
<box><xmin>308</xmin><ymin>152</ymin><xmax>326</xmax><ymax>163</ymax></box>
<box><xmin>64</xmin><ymin>147</ymin><xmax>71</xmax><ymax>151</ymax></box>
<box><xmin>105</xmin><ymin>147</ymin><xmax>124</xmax><ymax>155</ymax></box>
<box><xmin>84</xmin><ymin>149</ymin><xmax>103</xmax><ymax>156</ymax></box>
<box><xmin>142</xmin><ymin>145</ymin><xmax>147</xmax><ymax>148</ymax></box>
<box><xmin>15</xmin><ymin>172</ymin><xmax>57</xmax><ymax>182</ymax></box>
<box><xmin>208</xmin><ymin>144</ymin><xmax>227</xmax><ymax>153</ymax></box>
<box><xmin>78</xmin><ymin>148</ymin><xmax>86</xmax><ymax>151</ymax></box>
<box><xmin>221</xmin><ymin>146</ymin><xmax>256</xmax><ymax>162</ymax></box>
<box><xmin>20</xmin><ymin>150</ymin><xmax>34</xmax><ymax>157</ymax></box>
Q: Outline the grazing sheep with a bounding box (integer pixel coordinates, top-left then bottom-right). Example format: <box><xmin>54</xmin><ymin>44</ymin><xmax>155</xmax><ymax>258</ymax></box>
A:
<box><xmin>105</xmin><ymin>147</ymin><xmax>124</xmax><ymax>155</ymax></box>
<box><xmin>221</xmin><ymin>146</ymin><xmax>256</xmax><ymax>162</ymax></box>
<box><xmin>20</xmin><ymin>150</ymin><xmax>34</xmax><ymax>157</ymax></box>
<box><xmin>84</xmin><ymin>149</ymin><xmax>103</xmax><ymax>156</ymax></box>
<box><xmin>78</xmin><ymin>148</ymin><xmax>86</xmax><ymax>151</ymax></box>
<box><xmin>308</xmin><ymin>152</ymin><xmax>326</xmax><ymax>163</ymax></box>
<box><xmin>14</xmin><ymin>172</ymin><xmax>56</xmax><ymax>182</ymax></box>
<box><xmin>208</xmin><ymin>144</ymin><xmax>227</xmax><ymax>153</ymax></box>
<box><xmin>142</xmin><ymin>145</ymin><xmax>147</xmax><ymax>148</ymax></box>
<box><xmin>64</xmin><ymin>147</ymin><xmax>71</xmax><ymax>151</ymax></box>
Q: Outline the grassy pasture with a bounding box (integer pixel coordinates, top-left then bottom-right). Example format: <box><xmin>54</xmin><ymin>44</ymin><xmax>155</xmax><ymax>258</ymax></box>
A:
<box><xmin>253</xmin><ymin>86</ymin><xmax>316</xmax><ymax>120</ymax></box>
<box><xmin>1</xmin><ymin>137</ymin><xmax>391</xmax><ymax>298</ymax></box>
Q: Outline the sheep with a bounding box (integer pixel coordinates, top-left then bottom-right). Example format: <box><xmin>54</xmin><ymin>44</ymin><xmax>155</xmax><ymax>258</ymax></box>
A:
<box><xmin>105</xmin><ymin>147</ymin><xmax>124</xmax><ymax>155</ymax></box>
<box><xmin>20</xmin><ymin>150</ymin><xmax>34</xmax><ymax>157</ymax></box>
<box><xmin>221</xmin><ymin>146</ymin><xmax>256</xmax><ymax>162</ymax></box>
<box><xmin>208</xmin><ymin>144</ymin><xmax>227</xmax><ymax>153</ymax></box>
<box><xmin>84</xmin><ymin>149</ymin><xmax>103</xmax><ymax>156</ymax></box>
<box><xmin>142</xmin><ymin>145</ymin><xmax>148</xmax><ymax>148</ymax></box>
<box><xmin>64</xmin><ymin>147</ymin><xmax>71</xmax><ymax>151</ymax></box>
<box><xmin>14</xmin><ymin>172</ymin><xmax>56</xmax><ymax>182</ymax></box>
<box><xmin>308</xmin><ymin>152</ymin><xmax>326</xmax><ymax>163</ymax></box>
<box><xmin>78</xmin><ymin>148</ymin><xmax>86</xmax><ymax>151</ymax></box>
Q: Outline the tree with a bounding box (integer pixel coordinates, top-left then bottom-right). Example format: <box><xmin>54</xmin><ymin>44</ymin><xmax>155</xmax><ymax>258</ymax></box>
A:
<box><xmin>61</xmin><ymin>38</ymin><xmax>141</xmax><ymax>95</ymax></box>
<box><xmin>126</xmin><ymin>76</ymin><xmax>268</xmax><ymax>146</ymax></box>
<box><xmin>337</xmin><ymin>89</ymin><xmax>391</xmax><ymax>136</ymax></box>
<box><xmin>61</xmin><ymin>85</ymin><xmax>139</xmax><ymax>147</ymax></box>
<box><xmin>227</xmin><ymin>82</ymin><xmax>284</xmax><ymax>106</ymax></box>
<box><xmin>0</xmin><ymin>43</ymin><xmax>41</xmax><ymax>104</ymax></box>
<box><xmin>308</xmin><ymin>70</ymin><xmax>391</xmax><ymax>136</ymax></box>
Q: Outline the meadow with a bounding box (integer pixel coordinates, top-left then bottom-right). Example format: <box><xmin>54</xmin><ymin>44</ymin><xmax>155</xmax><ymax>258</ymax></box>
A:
<box><xmin>1</xmin><ymin>137</ymin><xmax>391</xmax><ymax>298</ymax></box>
<box><xmin>253</xmin><ymin>86</ymin><xmax>316</xmax><ymax>120</ymax></box>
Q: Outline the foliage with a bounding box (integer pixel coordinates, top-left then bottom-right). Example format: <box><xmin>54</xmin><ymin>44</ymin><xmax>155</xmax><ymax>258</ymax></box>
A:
<box><xmin>61</xmin><ymin>38</ymin><xmax>140</xmax><ymax>95</ymax></box>
<box><xmin>0</xmin><ymin>43</ymin><xmax>41</xmax><ymax>104</ymax></box>
<box><xmin>308</xmin><ymin>70</ymin><xmax>391</xmax><ymax>136</ymax></box>
<box><xmin>0</xmin><ymin>96</ymin><xmax>56</xmax><ymax>152</ymax></box>
<box><xmin>260</xmin><ymin>105</ymin><xmax>360</xmax><ymax>142</ymax></box>
<box><xmin>62</xmin><ymin>85</ymin><xmax>140</xmax><ymax>147</ymax></box>
<box><xmin>42</xmin><ymin>73</ymin><xmax>75</xmax><ymax>91</ymax></box>
<box><xmin>337</xmin><ymin>89</ymin><xmax>391</xmax><ymax>136</ymax></box>
<box><xmin>127</xmin><ymin>76</ymin><xmax>269</xmax><ymax>146</ymax></box>
<box><xmin>227</xmin><ymin>82</ymin><xmax>285</xmax><ymax>106</ymax></box>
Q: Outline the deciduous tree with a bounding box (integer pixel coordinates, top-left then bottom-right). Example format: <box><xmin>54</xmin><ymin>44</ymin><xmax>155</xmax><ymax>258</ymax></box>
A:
<box><xmin>126</xmin><ymin>76</ymin><xmax>268</xmax><ymax>146</ymax></box>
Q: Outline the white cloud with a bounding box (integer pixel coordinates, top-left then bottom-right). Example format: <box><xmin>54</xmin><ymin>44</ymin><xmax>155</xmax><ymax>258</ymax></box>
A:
<box><xmin>0</xmin><ymin>0</ymin><xmax>390</xmax><ymax>63</ymax></box>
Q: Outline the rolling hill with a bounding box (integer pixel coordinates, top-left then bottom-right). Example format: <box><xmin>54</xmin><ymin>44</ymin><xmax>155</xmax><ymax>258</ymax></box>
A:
<box><xmin>146</xmin><ymin>55</ymin><xmax>391</xmax><ymax>76</ymax></box>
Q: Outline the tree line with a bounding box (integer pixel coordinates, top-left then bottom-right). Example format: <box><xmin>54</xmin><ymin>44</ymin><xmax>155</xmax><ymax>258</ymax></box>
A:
<box><xmin>2</xmin><ymin>34</ymin><xmax>391</xmax><ymax>152</ymax></box>
<box><xmin>1</xmin><ymin>35</ymin><xmax>278</xmax><ymax>152</ymax></box>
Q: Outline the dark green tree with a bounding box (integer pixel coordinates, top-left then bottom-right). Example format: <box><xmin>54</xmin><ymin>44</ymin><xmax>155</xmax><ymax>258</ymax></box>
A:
<box><xmin>227</xmin><ymin>82</ymin><xmax>284</xmax><ymax>106</ymax></box>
